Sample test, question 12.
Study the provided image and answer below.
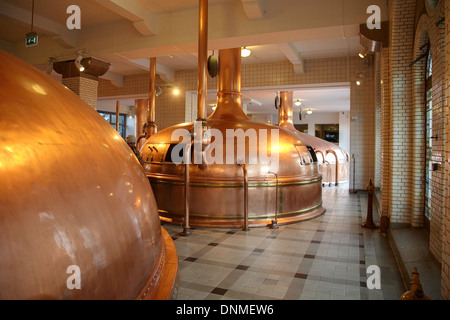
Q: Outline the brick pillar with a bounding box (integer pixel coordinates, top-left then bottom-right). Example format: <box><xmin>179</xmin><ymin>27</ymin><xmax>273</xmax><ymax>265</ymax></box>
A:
<box><xmin>62</xmin><ymin>77</ymin><xmax>99</xmax><ymax>109</ymax></box>
<box><xmin>374</xmin><ymin>52</ymin><xmax>382</xmax><ymax>189</ymax></box>
<box><xmin>387</xmin><ymin>0</ymin><xmax>416</xmax><ymax>224</ymax></box>
<box><xmin>53</xmin><ymin>57</ymin><xmax>109</xmax><ymax>110</ymax></box>
<box><xmin>380</xmin><ymin>47</ymin><xmax>391</xmax><ymax>221</ymax></box>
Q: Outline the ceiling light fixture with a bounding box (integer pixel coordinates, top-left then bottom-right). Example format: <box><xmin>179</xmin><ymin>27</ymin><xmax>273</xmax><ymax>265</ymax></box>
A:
<box><xmin>74</xmin><ymin>55</ymin><xmax>85</xmax><ymax>72</ymax></box>
<box><xmin>241</xmin><ymin>47</ymin><xmax>251</xmax><ymax>58</ymax></box>
<box><xmin>306</xmin><ymin>109</ymin><xmax>313</xmax><ymax>115</ymax></box>
<box><xmin>294</xmin><ymin>100</ymin><xmax>302</xmax><ymax>107</ymax></box>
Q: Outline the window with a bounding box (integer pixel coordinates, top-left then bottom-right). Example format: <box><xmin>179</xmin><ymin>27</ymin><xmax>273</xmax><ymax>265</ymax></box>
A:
<box><xmin>98</xmin><ymin>111</ymin><xmax>127</xmax><ymax>139</ymax></box>
<box><xmin>424</xmin><ymin>47</ymin><xmax>432</xmax><ymax>224</ymax></box>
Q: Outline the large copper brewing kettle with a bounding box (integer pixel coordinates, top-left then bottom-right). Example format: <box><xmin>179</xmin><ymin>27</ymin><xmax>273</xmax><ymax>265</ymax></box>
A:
<box><xmin>278</xmin><ymin>92</ymin><xmax>350</xmax><ymax>185</ymax></box>
<box><xmin>141</xmin><ymin>48</ymin><xmax>326</xmax><ymax>228</ymax></box>
<box><xmin>0</xmin><ymin>50</ymin><xmax>178</xmax><ymax>300</ymax></box>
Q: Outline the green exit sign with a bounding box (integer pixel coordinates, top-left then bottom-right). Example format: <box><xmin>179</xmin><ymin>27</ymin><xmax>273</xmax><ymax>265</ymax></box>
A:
<box><xmin>25</xmin><ymin>32</ymin><xmax>38</xmax><ymax>47</ymax></box>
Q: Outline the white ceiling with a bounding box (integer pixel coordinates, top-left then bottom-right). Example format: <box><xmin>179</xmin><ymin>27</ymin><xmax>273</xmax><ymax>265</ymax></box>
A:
<box><xmin>1</xmin><ymin>0</ymin><xmax>382</xmax><ymax>116</ymax></box>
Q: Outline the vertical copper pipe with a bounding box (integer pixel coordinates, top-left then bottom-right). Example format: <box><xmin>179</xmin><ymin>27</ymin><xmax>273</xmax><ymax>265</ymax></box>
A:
<box><xmin>279</xmin><ymin>91</ymin><xmax>294</xmax><ymax>129</ymax></box>
<box><xmin>181</xmin><ymin>143</ymin><xmax>192</xmax><ymax>236</ymax></box>
<box><xmin>269</xmin><ymin>172</ymin><xmax>279</xmax><ymax>229</ymax></box>
<box><xmin>240</xmin><ymin>164</ymin><xmax>249</xmax><ymax>231</ymax></box>
<box><xmin>147</xmin><ymin>57</ymin><xmax>157</xmax><ymax>138</ymax></box>
<box><xmin>135</xmin><ymin>99</ymin><xmax>148</xmax><ymax>149</ymax></box>
<box><xmin>115</xmin><ymin>100</ymin><xmax>120</xmax><ymax>132</ymax></box>
<box><xmin>197</xmin><ymin>0</ymin><xmax>208</xmax><ymax>121</ymax></box>
<box><xmin>218</xmin><ymin>48</ymin><xmax>241</xmax><ymax>95</ymax></box>
<box><xmin>210</xmin><ymin>48</ymin><xmax>247</xmax><ymax>121</ymax></box>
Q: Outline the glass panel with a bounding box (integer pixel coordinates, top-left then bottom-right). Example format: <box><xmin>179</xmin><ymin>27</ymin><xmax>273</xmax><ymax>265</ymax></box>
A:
<box><xmin>99</xmin><ymin>112</ymin><xmax>110</xmax><ymax>123</ymax></box>
<box><xmin>426</xmin><ymin>51</ymin><xmax>432</xmax><ymax>79</ymax></box>
<box><xmin>111</xmin><ymin>114</ymin><xmax>117</xmax><ymax>124</ymax></box>
<box><xmin>119</xmin><ymin>115</ymin><xmax>125</xmax><ymax>125</ymax></box>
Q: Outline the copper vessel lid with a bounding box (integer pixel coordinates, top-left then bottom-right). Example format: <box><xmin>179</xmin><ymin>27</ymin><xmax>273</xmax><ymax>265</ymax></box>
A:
<box><xmin>0</xmin><ymin>50</ymin><xmax>165</xmax><ymax>299</ymax></box>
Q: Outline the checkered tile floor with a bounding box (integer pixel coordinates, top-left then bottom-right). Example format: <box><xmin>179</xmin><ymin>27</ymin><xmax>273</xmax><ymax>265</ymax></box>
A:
<box><xmin>163</xmin><ymin>185</ymin><xmax>405</xmax><ymax>300</ymax></box>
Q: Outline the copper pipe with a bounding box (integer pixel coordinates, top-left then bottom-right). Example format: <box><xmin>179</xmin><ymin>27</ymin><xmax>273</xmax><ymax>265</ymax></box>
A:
<box><xmin>197</xmin><ymin>0</ymin><xmax>208</xmax><ymax>121</ymax></box>
<box><xmin>136</xmin><ymin>134</ymin><xmax>147</xmax><ymax>147</ymax></box>
<box><xmin>115</xmin><ymin>100</ymin><xmax>120</xmax><ymax>131</ymax></box>
<box><xmin>269</xmin><ymin>172</ymin><xmax>279</xmax><ymax>229</ymax></box>
<box><xmin>181</xmin><ymin>143</ymin><xmax>192</xmax><ymax>236</ymax></box>
<box><xmin>239</xmin><ymin>163</ymin><xmax>249</xmax><ymax>231</ymax></box>
<box><xmin>218</xmin><ymin>48</ymin><xmax>241</xmax><ymax>96</ymax></box>
<box><xmin>147</xmin><ymin>57</ymin><xmax>157</xmax><ymax>138</ymax></box>
<box><xmin>135</xmin><ymin>99</ymin><xmax>148</xmax><ymax>149</ymax></box>
<box><xmin>210</xmin><ymin>48</ymin><xmax>248</xmax><ymax>121</ymax></box>
<box><xmin>315</xmin><ymin>150</ymin><xmax>325</xmax><ymax>163</ymax></box>
<box><xmin>327</xmin><ymin>149</ymin><xmax>339</xmax><ymax>186</ymax></box>
<box><xmin>279</xmin><ymin>91</ymin><xmax>294</xmax><ymax>129</ymax></box>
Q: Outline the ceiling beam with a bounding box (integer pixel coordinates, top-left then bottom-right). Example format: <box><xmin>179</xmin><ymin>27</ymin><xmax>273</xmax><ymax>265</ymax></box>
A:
<box><xmin>101</xmin><ymin>71</ymin><xmax>124</xmax><ymax>87</ymax></box>
<box><xmin>240</xmin><ymin>0</ymin><xmax>264</xmax><ymax>20</ymax></box>
<box><xmin>0</xmin><ymin>0</ymin><xmax>77</xmax><ymax>48</ymax></box>
<box><xmin>279</xmin><ymin>42</ymin><xmax>305</xmax><ymax>74</ymax></box>
<box><xmin>123</xmin><ymin>58</ymin><xmax>175</xmax><ymax>83</ymax></box>
<box><xmin>94</xmin><ymin>0</ymin><xmax>157</xmax><ymax>36</ymax></box>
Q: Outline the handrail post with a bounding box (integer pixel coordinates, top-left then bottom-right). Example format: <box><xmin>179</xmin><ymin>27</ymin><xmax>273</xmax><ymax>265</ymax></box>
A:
<box><xmin>181</xmin><ymin>143</ymin><xmax>192</xmax><ymax>236</ymax></box>
<box><xmin>269</xmin><ymin>172</ymin><xmax>279</xmax><ymax>229</ymax></box>
<box><xmin>239</xmin><ymin>163</ymin><xmax>249</xmax><ymax>231</ymax></box>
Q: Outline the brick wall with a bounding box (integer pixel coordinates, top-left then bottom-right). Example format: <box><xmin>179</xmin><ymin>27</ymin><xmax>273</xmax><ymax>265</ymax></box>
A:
<box><xmin>442</xmin><ymin>0</ymin><xmax>450</xmax><ymax>301</ymax></box>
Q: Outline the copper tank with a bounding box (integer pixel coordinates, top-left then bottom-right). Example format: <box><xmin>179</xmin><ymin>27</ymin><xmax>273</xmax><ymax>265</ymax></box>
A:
<box><xmin>278</xmin><ymin>91</ymin><xmax>350</xmax><ymax>185</ymax></box>
<box><xmin>141</xmin><ymin>48</ymin><xmax>326</xmax><ymax>228</ymax></box>
<box><xmin>0</xmin><ymin>50</ymin><xmax>178</xmax><ymax>300</ymax></box>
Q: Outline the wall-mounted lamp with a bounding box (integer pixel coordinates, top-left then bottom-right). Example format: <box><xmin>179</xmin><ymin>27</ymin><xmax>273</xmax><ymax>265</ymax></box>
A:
<box><xmin>173</xmin><ymin>88</ymin><xmax>180</xmax><ymax>95</ymax></box>
<box><xmin>358</xmin><ymin>47</ymin><xmax>369</xmax><ymax>59</ymax></box>
<box><xmin>241</xmin><ymin>47</ymin><xmax>251</xmax><ymax>58</ymax></box>
<box><xmin>355</xmin><ymin>72</ymin><xmax>365</xmax><ymax>86</ymax></box>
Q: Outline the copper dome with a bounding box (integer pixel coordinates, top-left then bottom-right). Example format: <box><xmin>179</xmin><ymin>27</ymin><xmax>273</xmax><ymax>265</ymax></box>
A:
<box><xmin>0</xmin><ymin>50</ymin><xmax>178</xmax><ymax>299</ymax></box>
